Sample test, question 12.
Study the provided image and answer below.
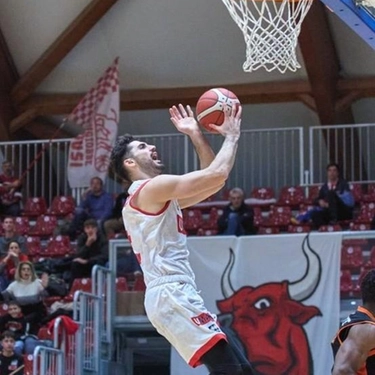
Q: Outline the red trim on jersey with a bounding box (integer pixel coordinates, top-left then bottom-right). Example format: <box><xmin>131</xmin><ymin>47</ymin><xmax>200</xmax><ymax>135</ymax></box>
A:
<box><xmin>188</xmin><ymin>333</ymin><xmax>227</xmax><ymax>368</ymax></box>
<box><xmin>129</xmin><ymin>180</ymin><xmax>170</xmax><ymax>216</ymax></box>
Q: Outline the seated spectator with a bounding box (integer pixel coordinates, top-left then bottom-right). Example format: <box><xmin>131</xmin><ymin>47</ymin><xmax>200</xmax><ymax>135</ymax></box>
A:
<box><xmin>0</xmin><ymin>242</ymin><xmax>28</xmax><ymax>291</ymax></box>
<box><xmin>0</xmin><ymin>301</ymin><xmax>39</xmax><ymax>355</ymax></box>
<box><xmin>115</xmin><ymin>247</ymin><xmax>142</xmax><ymax>277</ymax></box>
<box><xmin>104</xmin><ymin>181</ymin><xmax>130</xmax><ymax>239</ymax></box>
<box><xmin>0</xmin><ymin>331</ymin><xmax>24</xmax><ymax>375</ymax></box>
<box><xmin>217</xmin><ymin>187</ymin><xmax>256</xmax><ymax>236</ymax></box>
<box><xmin>0</xmin><ymin>218</ymin><xmax>26</xmax><ymax>255</ymax></box>
<box><xmin>0</xmin><ymin>161</ymin><xmax>22</xmax><ymax>217</ymax></box>
<box><xmin>66</xmin><ymin>177</ymin><xmax>113</xmax><ymax>239</ymax></box>
<box><xmin>0</xmin><ymin>262</ymin><xmax>48</xmax><ymax>334</ymax></box>
<box><xmin>309</xmin><ymin>163</ymin><xmax>354</xmax><ymax>228</ymax></box>
<box><xmin>69</xmin><ymin>219</ymin><xmax>108</xmax><ymax>287</ymax></box>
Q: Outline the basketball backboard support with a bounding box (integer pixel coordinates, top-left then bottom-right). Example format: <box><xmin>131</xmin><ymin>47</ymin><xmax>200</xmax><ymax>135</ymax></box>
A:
<box><xmin>320</xmin><ymin>0</ymin><xmax>375</xmax><ymax>49</ymax></box>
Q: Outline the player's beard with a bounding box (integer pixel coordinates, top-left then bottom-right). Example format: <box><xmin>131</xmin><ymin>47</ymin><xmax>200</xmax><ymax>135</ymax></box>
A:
<box><xmin>141</xmin><ymin>158</ymin><xmax>165</xmax><ymax>177</ymax></box>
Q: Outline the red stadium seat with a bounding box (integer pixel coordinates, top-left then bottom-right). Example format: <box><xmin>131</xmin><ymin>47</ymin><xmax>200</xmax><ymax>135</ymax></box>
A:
<box><xmin>287</xmin><ymin>224</ymin><xmax>311</xmax><ymax>233</ymax></box>
<box><xmin>304</xmin><ymin>185</ymin><xmax>321</xmax><ymax>204</ymax></box>
<box><xmin>341</xmin><ymin>245</ymin><xmax>364</xmax><ymax>270</ymax></box>
<box><xmin>49</xmin><ymin>196</ymin><xmax>76</xmax><ymax>217</ymax></box>
<box><xmin>23</xmin><ymin>354</ymin><xmax>34</xmax><ymax>375</ymax></box>
<box><xmin>0</xmin><ymin>303</ymin><xmax>9</xmax><ymax>317</ymax></box>
<box><xmin>318</xmin><ymin>224</ymin><xmax>342</xmax><ymax>232</ymax></box>
<box><xmin>366</xmin><ymin>246</ymin><xmax>375</xmax><ymax>268</ymax></box>
<box><xmin>183</xmin><ymin>209</ymin><xmax>203</xmax><ymax>232</ymax></box>
<box><xmin>349</xmin><ymin>183</ymin><xmax>363</xmax><ymax>204</ymax></box>
<box><xmin>29</xmin><ymin>215</ymin><xmax>58</xmax><ymax>237</ymax></box>
<box><xmin>116</xmin><ymin>277</ymin><xmax>129</xmax><ymax>292</ymax></box>
<box><xmin>353</xmin><ymin>268</ymin><xmax>370</xmax><ymax>297</ymax></box>
<box><xmin>38</xmin><ymin>326</ymin><xmax>53</xmax><ymax>340</ymax></box>
<box><xmin>44</xmin><ymin>235</ymin><xmax>72</xmax><ymax>257</ymax></box>
<box><xmin>263</xmin><ymin>206</ymin><xmax>292</xmax><ymax>227</ymax></box>
<box><xmin>22</xmin><ymin>197</ymin><xmax>47</xmax><ymax>217</ymax></box>
<box><xmin>14</xmin><ymin>216</ymin><xmax>30</xmax><ymax>236</ymax></box>
<box><xmin>25</xmin><ymin>236</ymin><xmax>42</xmax><ymax>257</ymax></box>
<box><xmin>362</xmin><ymin>183</ymin><xmax>375</xmax><ymax>202</ymax></box>
<box><xmin>355</xmin><ymin>202</ymin><xmax>375</xmax><ymax>224</ymax></box>
<box><xmin>277</xmin><ymin>186</ymin><xmax>305</xmax><ymax>208</ymax></box>
<box><xmin>253</xmin><ymin>207</ymin><xmax>263</xmax><ymax>226</ymax></box>
<box><xmin>65</xmin><ymin>278</ymin><xmax>92</xmax><ymax>302</ymax></box>
<box><xmin>133</xmin><ymin>274</ymin><xmax>146</xmax><ymax>292</ymax></box>
<box><xmin>201</xmin><ymin>207</ymin><xmax>222</xmax><ymax>230</ymax></box>
<box><xmin>340</xmin><ymin>270</ymin><xmax>354</xmax><ymax>295</ymax></box>
<box><xmin>197</xmin><ymin>228</ymin><xmax>218</xmax><ymax>236</ymax></box>
<box><xmin>257</xmin><ymin>226</ymin><xmax>280</xmax><ymax>235</ymax></box>
<box><xmin>250</xmin><ymin>187</ymin><xmax>275</xmax><ymax>200</ymax></box>
<box><xmin>350</xmin><ymin>223</ymin><xmax>371</xmax><ymax>231</ymax></box>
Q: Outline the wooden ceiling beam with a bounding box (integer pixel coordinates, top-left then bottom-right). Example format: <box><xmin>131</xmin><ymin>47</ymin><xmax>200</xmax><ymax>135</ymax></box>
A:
<box><xmin>0</xmin><ymin>28</ymin><xmax>19</xmax><ymax>141</ymax></box>
<box><xmin>18</xmin><ymin>80</ymin><xmax>312</xmax><ymax>116</ymax></box>
<box><xmin>25</xmin><ymin>118</ymin><xmax>72</xmax><ymax>139</ymax></box>
<box><xmin>11</xmin><ymin>0</ymin><xmax>118</xmax><ymax>104</ymax></box>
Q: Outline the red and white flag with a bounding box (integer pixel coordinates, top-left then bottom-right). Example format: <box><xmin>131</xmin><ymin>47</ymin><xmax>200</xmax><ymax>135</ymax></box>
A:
<box><xmin>67</xmin><ymin>58</ymin><xmax>119</xmax><ymax>188</ymax></box>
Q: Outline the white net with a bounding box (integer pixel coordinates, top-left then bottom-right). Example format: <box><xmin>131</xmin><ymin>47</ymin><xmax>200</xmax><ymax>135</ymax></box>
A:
<box><xmin>221</xmin><ymin>0</ymin><xmax>313</xmax><ymax>73</ymax></box>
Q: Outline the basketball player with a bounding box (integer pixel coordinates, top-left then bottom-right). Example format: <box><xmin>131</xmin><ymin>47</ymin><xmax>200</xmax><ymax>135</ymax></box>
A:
<box><xmin>332</xmin><ymin>269</ymin><xmax>375</xmax><ymax>375</ymax></box>
<box><xmin>111</xmin><ymin>104</ymin><xmax>254</xmax><ymax>375</ymax></box>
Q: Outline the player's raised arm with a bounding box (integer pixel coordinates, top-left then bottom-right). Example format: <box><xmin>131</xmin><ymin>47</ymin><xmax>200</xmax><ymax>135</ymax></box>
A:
<box><xmin>332</xmin><ymin>324</ymin><xmax>375</xmax><ymax>375</ymax></box>
<box><xmin>169</xmin><ymin>104</ymin><xmax>215</xmax><ymax>169</ymax></box>
<box><xmin>138</xmin><ymin>104</ymin><xmax>241</xmax><ymax>210</ymax></box>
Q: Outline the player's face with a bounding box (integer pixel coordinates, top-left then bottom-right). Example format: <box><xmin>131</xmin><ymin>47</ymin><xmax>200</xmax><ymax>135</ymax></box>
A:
<box><xmin>8</xmin><ymin>305</ymin><xmax>22</xmax><ymax>318</ymax></box>
<box><xmin>128</xmin><ymin>141</ymin><xmax>165</xmax><ymax>176</ymax></box>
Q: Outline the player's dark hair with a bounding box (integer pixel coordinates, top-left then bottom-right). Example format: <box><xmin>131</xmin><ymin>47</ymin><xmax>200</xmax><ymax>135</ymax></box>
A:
<box><xmin>0</xmin><ymin>330</ymin><xmax>15</xmax><ymax>341</ymax></box>
<box><xmin>110</xmin><ymin>134</ymin><xmax>136</xmax><ymax>182</ymax></box>
<box><xmin>361</xmin><ymin>270</ymin><xmax>375</xmax><ymax>304</ymax></box>
<box><xmin>326</xmin><ymin>162</ymin><xmax>340</xmax><ymax>173</ymax></box>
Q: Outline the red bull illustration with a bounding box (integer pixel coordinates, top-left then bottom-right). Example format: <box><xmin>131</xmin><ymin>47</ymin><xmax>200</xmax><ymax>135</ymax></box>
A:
<box><xmin>216</xmin><ymin>234</ymin><xmax>322</xmax><ymax>375</ymax></box>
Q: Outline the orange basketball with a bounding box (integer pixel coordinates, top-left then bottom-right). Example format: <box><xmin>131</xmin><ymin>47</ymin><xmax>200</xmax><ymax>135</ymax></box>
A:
<box><xmin>196</xmin><ymin>88</ymin><xmax>240</xmax><ymax>133</ymax></box>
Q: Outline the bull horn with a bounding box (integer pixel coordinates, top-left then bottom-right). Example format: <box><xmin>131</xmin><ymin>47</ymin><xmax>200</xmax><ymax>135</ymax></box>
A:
<box><xmin>288</xmin><ymin>233</ymin><xmax>322</xmax><ymax>302</ymax></box>
<box><xmin>221</xmin><ymin>248</ymin><xmax>236</xmax><ymax>298</ymax></box>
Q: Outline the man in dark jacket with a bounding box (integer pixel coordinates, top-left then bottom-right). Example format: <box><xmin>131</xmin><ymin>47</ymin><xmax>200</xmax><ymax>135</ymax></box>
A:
<box><xmin>217</xmin><ymin>187</ymin><xmax>255</xmax><ymax>236</ymax></box>
<box><xmin>311</xmin><ymin>163</ymin><xmax>354</xmax><ymax>228</ymax></box>
<box><xmin>69</xmin><ymin>219</ymin><xmax>108</xmax><ymax>286</ymax></box>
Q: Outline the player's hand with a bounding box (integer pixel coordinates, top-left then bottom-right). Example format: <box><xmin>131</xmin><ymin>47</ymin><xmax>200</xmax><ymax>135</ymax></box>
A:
<box><xmin>169</xmin><ymin>104</ymin><xmax>200</xmax><ymax>136</ymax></box>
<box><xmin>209</xmin><ymin>104</ymin><xmax>242</xmax><ymax>139</ymax></box>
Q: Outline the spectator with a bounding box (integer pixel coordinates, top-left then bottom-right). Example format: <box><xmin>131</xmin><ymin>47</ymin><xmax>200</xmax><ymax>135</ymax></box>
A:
<box><xmin>0</xmin><ymin>301</ymin><xmax>39</xmax><ymax>355</ymax></box>
<box><xmin>0</xmin><ymin>218</ymin><xmax>26</xmax><ymax>255</ymax></box>
<box><xmin>0</xmin><ymin>161</ymin><xmax>22</xmax><ymax>217</ymax></box>
<box><xmin>0</xmin><ymin>331</ymin><xmax>24</xmax><ymax>375</ymax></box>
<box><xmin>310</xmin><ymin>163</ymin><xmax>354</xmax><ymax>228</ymax></box>
<box><xmin>103</xmin><ymin>181</ymin><xmax>130</xmax><ymax>239</ymax></box>
<box><xmin>115</xmin><ymin>247</ymin><xmax>142</xmax><ymax>277</ymax></box>
<box><xmin>0</xmin><ymin>241</ymin><xmax>28</xmax><ymax>291</ymax></box>
<box><xmin>217</xmin><ymin>187</ymin><xmax>256</xmax><ymax>236</ymax></box>
<box><xmin>66</xmin><ymin>177</ymin><xmax>113</xmax><ymax>239</ymax></box>
<box><xmin>0</xmin><ymin>262</ymin><xmax>48</xmax><ymax>334</ymax></box>
<box><xmin>69</xmin><ymin>219</ymin><xmax>108</xmax><ymax>286</ymax></box>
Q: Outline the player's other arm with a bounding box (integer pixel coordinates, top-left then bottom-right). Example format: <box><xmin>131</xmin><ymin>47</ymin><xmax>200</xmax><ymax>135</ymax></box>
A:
<box><xmin>137</xmin><ymin>105</ymin><xmax>241</xmax><ymax>212</ymax></box>
<box><xmin>332</xmin><ymin>324</ymin><xmax>375</xmax><ymax>375</ymax></box>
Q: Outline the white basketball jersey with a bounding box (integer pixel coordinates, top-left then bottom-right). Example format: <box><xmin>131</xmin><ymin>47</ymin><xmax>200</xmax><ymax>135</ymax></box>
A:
<box><xmin>122</xmin><ymin>179</ymin><xmax>195</xmax><ymax>286</ymax></box>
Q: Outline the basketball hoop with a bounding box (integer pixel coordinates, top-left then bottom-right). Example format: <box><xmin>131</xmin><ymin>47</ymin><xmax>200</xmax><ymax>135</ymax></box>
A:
<box><xmin>221</xmin><ymin>0</ymin><xmax>313</xmax><ymax>73</ymax></box>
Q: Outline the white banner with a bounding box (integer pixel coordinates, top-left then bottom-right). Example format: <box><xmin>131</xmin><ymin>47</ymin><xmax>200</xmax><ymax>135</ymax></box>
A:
<box><xmin>67</xmin><ymin>58</ymin><xmax>119</xmax><ymax>188</ymax></box>
<box><xmin>171</xmin><ymin>233</ymin><xmax>342</xmax><ymax>375</ymax></box>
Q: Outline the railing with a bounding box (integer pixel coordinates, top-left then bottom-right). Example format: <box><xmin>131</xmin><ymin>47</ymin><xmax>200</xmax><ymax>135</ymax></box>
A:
<box><xmin>73</xmin><ymin>290</ymin><xmax>102</xmax><ymax>374</ymax></box>
<box><xmin>0</xmin><ymin>127</ymin><xmax>304</xmax><ymax>204</ymax></box>
<box><xmin>309</xmin><ymin>123</ymin><xmax>375</xmax><ymax>185</ymax></box>
<box><xmin>33</xmin><ymin>346</ymin><xmax>65</xmax><ymax>375</ymax></box>
<box><xmin>92</xmin><ymin>265</ymin><xmax>114</xmax><ymax>361</ymax></box>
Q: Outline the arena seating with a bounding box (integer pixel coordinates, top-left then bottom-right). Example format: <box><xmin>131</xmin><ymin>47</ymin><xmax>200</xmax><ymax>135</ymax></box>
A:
<box><xmin>22</xmin><ymin>197</ymin><xmax>48</xmax><ymax>217</ymax></box>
